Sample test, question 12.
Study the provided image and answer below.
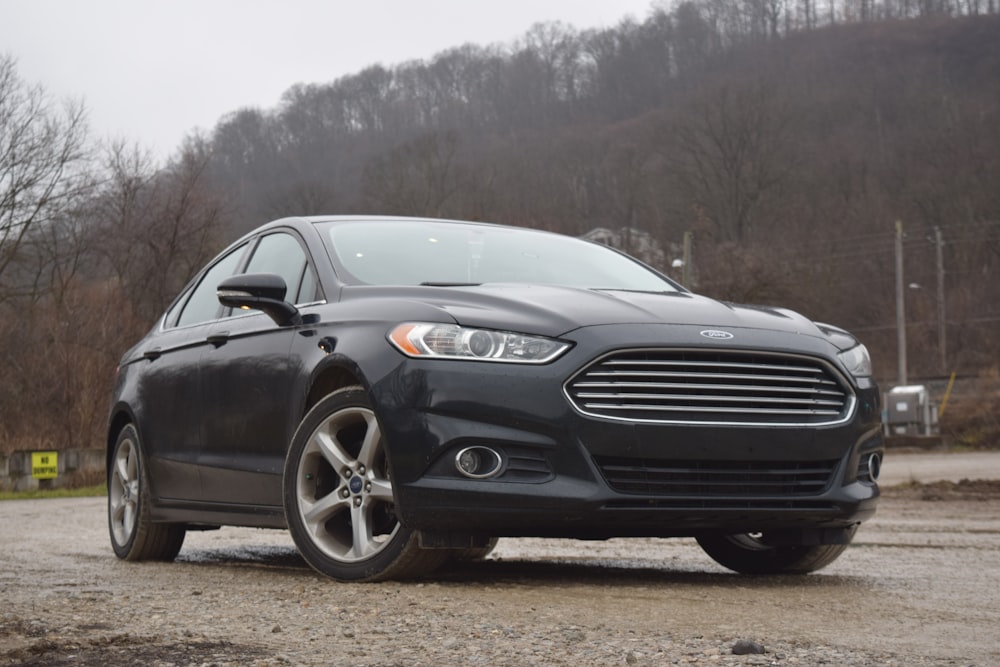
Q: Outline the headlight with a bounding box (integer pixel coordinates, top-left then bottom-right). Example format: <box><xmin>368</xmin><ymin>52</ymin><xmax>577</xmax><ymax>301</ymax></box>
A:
<box><xmin>388</xmin><ymin>323</ymin><xmax>570</xmax><ymax>364</ymax></box>
<box><xmin>837</xmin><ymin>344</ymin><xmax>872</xmax><ymax>378</ymax></box>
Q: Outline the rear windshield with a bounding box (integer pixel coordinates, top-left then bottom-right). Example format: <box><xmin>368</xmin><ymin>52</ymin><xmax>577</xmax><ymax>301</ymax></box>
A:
<box><xmin>319</xmin><ymin>220</ymin><xmax>678</xmax><ymax>292</ymax></box>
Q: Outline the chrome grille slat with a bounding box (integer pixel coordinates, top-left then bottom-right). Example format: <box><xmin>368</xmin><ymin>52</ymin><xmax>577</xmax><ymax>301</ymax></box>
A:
<box><xmin>576</xmin><ymin>392</ymin><xmax>845</xmax><ymax>407</ymax></box>
<box><xmin>603</xmin><ymin>359</ymin><xmax>826</xmax><ymax>374</ymax></box>
<box><xmin>574</xmin><ymin>381</ymin><xmax>844</xmax><ymax>396</ymax></box>
<box><xmin>580</xmin><ymin>403</ymin><xmax>843</xmax><ymax>416</ymax></box>
<box><xmin>565</xmin><ymin>349</ymin><xmax>853</xmax><ymax>425</ymax></box>
<box><xmin>584</xmin><ymin>370</ymin><xmax>835</xmax><ymax>385</ymax></box>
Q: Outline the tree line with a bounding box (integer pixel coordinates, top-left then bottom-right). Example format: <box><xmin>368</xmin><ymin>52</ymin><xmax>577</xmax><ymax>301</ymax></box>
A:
<box><xmin>2</xmin><ymin>0</ymin><xmax>999</xmax><ymax>453</ymax></box>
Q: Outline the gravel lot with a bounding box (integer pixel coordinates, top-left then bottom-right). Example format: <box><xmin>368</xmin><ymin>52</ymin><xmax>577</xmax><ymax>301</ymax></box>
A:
<box><xmin>2</xmin><ymin>453</ymin><xmax>999</xmax><ymax>667</ymax></box>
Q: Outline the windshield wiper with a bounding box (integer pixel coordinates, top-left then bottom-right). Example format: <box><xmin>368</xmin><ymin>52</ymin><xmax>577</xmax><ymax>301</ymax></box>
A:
<box><xmin>591</xmin><ymin>287</ymin><xmax>681</xmax><ymax>295</ymax></box>
<box><xmin>419</xmin><ymin>281</ymin><xmax>482</xmax><ymax>287</ymax></box>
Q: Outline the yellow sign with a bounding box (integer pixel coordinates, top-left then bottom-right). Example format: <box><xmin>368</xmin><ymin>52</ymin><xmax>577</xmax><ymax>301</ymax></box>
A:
<box><xmin>31</xmin><ymin>451</ymin><xmax>58</xmax><ymax>479</ymax></box>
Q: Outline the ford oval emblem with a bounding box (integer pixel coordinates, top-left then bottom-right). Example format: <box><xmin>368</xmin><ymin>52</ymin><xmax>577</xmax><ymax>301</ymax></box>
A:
<box><xmin>700</xmin><ymin>329</ymin><xmax>734</xmax><ymax>340</ymax></box>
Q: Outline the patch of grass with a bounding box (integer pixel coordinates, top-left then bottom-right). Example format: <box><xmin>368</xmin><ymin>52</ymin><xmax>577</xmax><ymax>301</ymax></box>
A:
<box><xmin>0</xmin><ymin>484</ymin><xmax>106</xmax><ymax>501</ymax></box>
<box><xmin>941</xmin><ymin>368</ymin><xmax>1000</xmax><ymax>450</ymax></box>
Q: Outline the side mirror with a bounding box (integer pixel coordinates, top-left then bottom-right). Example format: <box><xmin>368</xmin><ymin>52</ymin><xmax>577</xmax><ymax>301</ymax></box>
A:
<box><xmin>217</xmin><ymin>273</ymin><xmax>301</xmax><ymax>326</ymax></box>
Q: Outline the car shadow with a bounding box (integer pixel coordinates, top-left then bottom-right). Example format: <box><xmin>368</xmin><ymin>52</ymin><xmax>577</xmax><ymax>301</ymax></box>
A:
<box><xmin>437</xmin><ymin>557</ymin><xmax>869</xmax><ymax>589</ymax></box>
<box><xmin>174</xmin><ymin>545</ymin><xmax>869</xmax><ymax>589</ymax></box>
<box><xmin>176</xmin><ymin>544</ymin><xmax>309</xmax><ymax>573</ymax></box>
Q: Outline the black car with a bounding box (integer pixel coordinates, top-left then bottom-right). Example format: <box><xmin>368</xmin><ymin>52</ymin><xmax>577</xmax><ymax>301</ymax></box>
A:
<box><xmin>107</xmin><ymin>215</ymin><xmax>882</xmax><ymax>581</ymax></box>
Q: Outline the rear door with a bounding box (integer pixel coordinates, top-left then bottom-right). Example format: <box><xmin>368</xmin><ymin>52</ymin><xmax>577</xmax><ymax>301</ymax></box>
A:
<box><xmin>137</xmin><ymin>243</ymin><xmax>248</xmax><ymax>503</ymax></box>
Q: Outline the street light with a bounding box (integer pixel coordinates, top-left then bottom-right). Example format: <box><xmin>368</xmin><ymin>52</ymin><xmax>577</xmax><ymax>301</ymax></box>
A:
<box><xmin>894</xmin><ymin>222</ymin><xmax>948</xmax><ymax>384</ymax></box>
<box><xmin>895</xmin><ymin>221</ymin><xmax>907</xmax><ymax>385</ymax></box>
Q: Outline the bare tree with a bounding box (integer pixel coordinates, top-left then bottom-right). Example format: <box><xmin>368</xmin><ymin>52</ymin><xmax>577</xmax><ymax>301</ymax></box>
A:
<box><xmin>520</xmin><ymin>22</ymin><xmax>583</xmax><ymax>107</ymax></box>
<box><xmin>663</xmin><ymin>81</ymin><xmax>796</xmax><ymax>244</ymax></box>
<box><xmin>361</xmin><ymin>131</ymin><xmax>462</xmax><ymax>216</ymax></box>
<box><xmin>0</xmin><ymin>55</ymin><xmax>90</xmax><ymax>302</ymax></box>
<box><xmin>90</xmin><ymin>138</ymin><xmax>229</xmax><ymax>322</ymax></box>
<box><xmin>671</xmin><ymin>2</ymin><xmax>717</xmax><ymax>75</ymax></box>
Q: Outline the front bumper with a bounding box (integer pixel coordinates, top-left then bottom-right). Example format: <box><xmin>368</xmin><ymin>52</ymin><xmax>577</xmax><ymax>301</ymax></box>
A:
<box><xmin>369</xmin><ymin>326</ymin><xmax>882</xmax><ymax>539</ymax></box>
<box><xmin>388</xmin><ymin>416</ymin><xmax>882</xmax><ymax>538</ymax></box>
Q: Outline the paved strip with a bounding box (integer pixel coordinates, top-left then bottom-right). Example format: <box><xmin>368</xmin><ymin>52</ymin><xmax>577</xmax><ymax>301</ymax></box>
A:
<box><xmin>880</xmin><ymin>449</ymin><xmax>1000</xmax><ymax>485</ymax></box>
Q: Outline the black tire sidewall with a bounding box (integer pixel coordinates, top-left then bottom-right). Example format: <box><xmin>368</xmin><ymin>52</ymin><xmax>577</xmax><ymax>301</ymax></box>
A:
<box><xmin>697</xmin><ymin>531</ymin><xmax>853</xmax><ymax>574</ymax></box>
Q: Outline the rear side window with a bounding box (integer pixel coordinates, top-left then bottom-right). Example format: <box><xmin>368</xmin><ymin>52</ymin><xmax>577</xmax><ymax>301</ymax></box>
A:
<box><xmin>174</xmin><ymin>245</ymin><xmax>247</xmax><ymax>328</ymax></box>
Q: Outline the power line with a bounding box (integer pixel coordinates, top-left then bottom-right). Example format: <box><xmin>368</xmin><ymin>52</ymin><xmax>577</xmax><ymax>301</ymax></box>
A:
<box><xmin>851</xmin><ymin>316</ymin><xmax>1000</xmax><ymax>333</ymax></box>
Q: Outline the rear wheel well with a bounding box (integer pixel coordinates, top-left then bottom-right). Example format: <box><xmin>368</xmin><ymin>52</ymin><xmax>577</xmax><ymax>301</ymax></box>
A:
<box><xmin>106</xmin><ymin>411</ymin><xmax>134</xmax><ymax>472</ymax></box>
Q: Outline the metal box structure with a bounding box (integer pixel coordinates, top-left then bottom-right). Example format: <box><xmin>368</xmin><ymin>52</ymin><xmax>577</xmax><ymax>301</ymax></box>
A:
<box><xmin>884</xmin><ymin>385</ymin><xmax>939</xmax><ymax>436</ymax></box>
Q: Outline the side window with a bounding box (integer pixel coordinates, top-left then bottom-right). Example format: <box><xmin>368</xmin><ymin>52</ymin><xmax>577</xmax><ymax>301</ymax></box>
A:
<box><xmin>243</xmin><ymin>232</ymin><xmax>321</xmax><ymax>305</ymax></box>
<box><xmin>162</xmin><ymin>293</ymin><xmax>185</xmax><ymax>329</ymax></box>
<box><xmin>175</xmin><ymin>244</ymin><xmax>247</xmax><ymax>328</ymax></box>
<box><xmin>297</xmin><ymin>264</ymin><xmax>319</xmax><ymax>304</ymax></box>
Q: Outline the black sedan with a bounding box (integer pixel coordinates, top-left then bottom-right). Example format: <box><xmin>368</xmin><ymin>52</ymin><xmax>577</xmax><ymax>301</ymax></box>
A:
<box><xmin>107</xmin><ymin>215</ymin><xmax>882</xmax><ymax>581</ymax></box>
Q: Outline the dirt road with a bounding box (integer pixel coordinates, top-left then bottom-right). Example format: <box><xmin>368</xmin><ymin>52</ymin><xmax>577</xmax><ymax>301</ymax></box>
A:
<box><xmin>2</xmin><ymin>454</ymin><xmax>999</xmax><ymax>666</ymax></box>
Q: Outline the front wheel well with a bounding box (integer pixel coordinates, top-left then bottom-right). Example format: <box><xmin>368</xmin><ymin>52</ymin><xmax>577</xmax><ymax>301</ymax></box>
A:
<box><xmin>305</xmin><ymin>365</ymin><xmax>364</xmax><ymax>415</ymax></box>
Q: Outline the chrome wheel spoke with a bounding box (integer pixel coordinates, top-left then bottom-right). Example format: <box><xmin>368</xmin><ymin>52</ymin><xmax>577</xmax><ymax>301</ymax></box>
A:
<box><xmin>110</xmin><ymin>496</ymin><xmax>125</xmax><ymax>523</ymax></box>
<box><xmin>122</xmin><ymin>498</ymin><xmax>135</xmax><ymax>533</ymax></box>
<box><xmin>350</xmin><ymin>503</ymin><xmax>373</xmax><ymax>559</ymax></box>
<box><xmin>301</xmin><ymin>489</ymin><xmax>350</xmax><ymax>529</ymax></box>
<box><xmin>114</xmin><ymin>453</ymin><xmax>131</xmax><ymax>488</ymax></box>
<box><xmin>367</xmin><ymin>478</ymin><xmax>394</xmax><ymax>503</ymax></box>
<box><xmin>355</xmin><ymin>413</ymin><xmax>382</xmax><ymax>471</ymax></box>
<box><xmin>312</xmin><ymin>429</ymin><xmax>352</xmax><ymax>471</ymax></box>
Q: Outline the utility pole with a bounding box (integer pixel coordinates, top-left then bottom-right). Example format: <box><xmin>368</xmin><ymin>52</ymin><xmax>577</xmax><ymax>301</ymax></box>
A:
<box><xmin>935</xmin><ymin>226</ymin><xmax>947</xmax><ymax>375</ymax></box>
<box><xmin>895</xmin><ymin>220</ymin><xmax>907</xmax><ymax>386</ymax></box>
<box><xmin>682</xmin><ymin>231</ymin><xmax>693</xmax><ymax>286</ymax></box>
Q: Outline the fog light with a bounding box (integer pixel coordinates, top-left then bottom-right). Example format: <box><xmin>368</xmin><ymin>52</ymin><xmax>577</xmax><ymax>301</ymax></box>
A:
<box><xmin>867</xmin><ymin>452</ymin><xmax>882</xmax><ymax>482</ymax></box>
<box><xmin>455</xmin><ymin>446</ymin><xmax>502</xmax><ymax>479</ymax></box>
<box><xmin>457</xmin><ymin>448</ymin><xmax>481</xmax><ymax>474</ymax></box>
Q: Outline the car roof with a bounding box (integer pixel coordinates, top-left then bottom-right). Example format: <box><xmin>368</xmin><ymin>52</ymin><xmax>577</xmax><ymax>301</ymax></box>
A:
<box><xmin>269</xmin><ymin>214</ymin><xmax>519</xmax><ymax>230</ymax></box>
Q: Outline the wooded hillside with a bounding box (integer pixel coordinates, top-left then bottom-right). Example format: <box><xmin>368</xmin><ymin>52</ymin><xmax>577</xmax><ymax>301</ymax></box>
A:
<box><xmin>2</xmin><ymin>1</ymin><xmax>998</xmax><ymax>453</ymax></box>
<box><xmin>203</xmin><ymin>8</ymin><xmax>1000</xmax><ymax>382</ymax></box>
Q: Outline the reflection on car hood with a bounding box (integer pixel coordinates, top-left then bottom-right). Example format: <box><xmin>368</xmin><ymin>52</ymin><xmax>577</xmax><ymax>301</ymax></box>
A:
<box><xmin>339</xmin><ymin>284</ymin><xmax>833</xmax><ymax>342</ymax></box>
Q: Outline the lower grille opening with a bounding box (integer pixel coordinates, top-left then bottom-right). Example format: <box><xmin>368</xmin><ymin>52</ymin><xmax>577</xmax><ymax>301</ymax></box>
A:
<box><xmin>603</xmin><ymin>499</ymin><xmax>839</xmax><ymax>511</ymax></box>
<box><xmin>595</xmin><ymin>457</ymin><xmax>838</xmax><ymax>497</ymax></box>
<box><xmin>503</xmin><ymin>449</ymin><xmax>552</xmax><ymax>481</ymax></box>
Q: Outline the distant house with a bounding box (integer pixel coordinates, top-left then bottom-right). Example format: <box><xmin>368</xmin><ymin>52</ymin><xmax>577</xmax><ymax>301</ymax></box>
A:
<box><xmin>581</xmin><ymin>227</ymin><xmax>670</xmax><ymax>270</ymax></box>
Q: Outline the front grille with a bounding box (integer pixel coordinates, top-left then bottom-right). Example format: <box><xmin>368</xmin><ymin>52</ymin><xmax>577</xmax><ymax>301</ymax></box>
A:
<box><xmin>565</xmin><ymin>349</ymin><xmax>853</xmax><ymax>425</ymax></box>
<box><xmin>595</xmin><ymin>457</ymin><xmax>838</xmax><ymax>497</ymax></box>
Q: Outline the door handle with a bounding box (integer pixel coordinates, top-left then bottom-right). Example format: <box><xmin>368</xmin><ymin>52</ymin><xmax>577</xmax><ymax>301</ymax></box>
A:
<box><xmin>206</xmin><ymin>331</ymin><xmax>230</xmax><ymax>347</ymax></box>
<box><xmin>142</xmin><ymin>348</ymin><xmax>162</xmax><ymax>360</ymax></box>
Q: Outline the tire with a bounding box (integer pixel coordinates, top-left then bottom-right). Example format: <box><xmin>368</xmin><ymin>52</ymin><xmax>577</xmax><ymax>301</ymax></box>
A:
<box><xmin>696</xmin><ymin>527</ymin><xmax>857</xmax><ymax>575</ymax></box>
<box><xmin>447</xmin><ymin>537</ymin><xmax>499</xmax><ymax>562</ymax></box>
<box><xmin>107</xmin><ymin>424</ymin><xmax>186</xmax><ymax>561</ymax></box>
<box><xmin>283</xmin><ymin>387</ymin><xmax>448</xmax><ymax>582</ymax></box>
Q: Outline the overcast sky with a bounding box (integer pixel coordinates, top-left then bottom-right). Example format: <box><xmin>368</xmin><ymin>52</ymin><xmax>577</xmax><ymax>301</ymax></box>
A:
<box><xmin>2</xmin><ymin>0</ymin><xmax>657</xmax><ymax>158</ymax></box>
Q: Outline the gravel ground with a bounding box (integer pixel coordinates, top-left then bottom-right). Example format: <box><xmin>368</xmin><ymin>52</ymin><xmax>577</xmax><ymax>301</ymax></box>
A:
<box><xmin>1</xmin><ymin>480</ymin><xmax>998</xmax><ymax>666</ymax></box>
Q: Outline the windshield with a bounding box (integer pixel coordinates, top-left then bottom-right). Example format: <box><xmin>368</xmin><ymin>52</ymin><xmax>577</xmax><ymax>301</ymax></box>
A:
<box><xmin>319</xmin><ymin>219</ymin><xmax>678</xmax><ymax>292</ymax></box>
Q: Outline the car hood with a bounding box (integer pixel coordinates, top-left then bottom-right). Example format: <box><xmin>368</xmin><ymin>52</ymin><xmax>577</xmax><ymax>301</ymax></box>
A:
<box><xmin>338</xmin><ymin>284</ymin><xmax>851</xmax><ymax>348</ymax></box>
